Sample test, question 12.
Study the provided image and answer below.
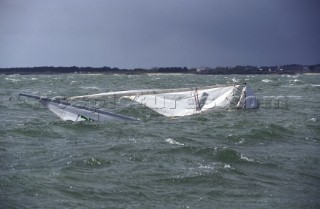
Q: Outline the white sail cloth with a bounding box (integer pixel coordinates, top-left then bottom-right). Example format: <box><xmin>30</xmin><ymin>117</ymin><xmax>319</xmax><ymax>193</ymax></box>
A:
<box><xmin>20</xmin><ymin>84</ymin><xmax>258</xmax><ymax>122</ymax></box>
<box><xmin>123</xmin><ymin>85</ymin><xmax>237</xmax><ymax>117</ymax></box>
<box><xmin>68</xmin><ymin>85</ymin><xmax>250</xmax><ymax>117</ymax></box>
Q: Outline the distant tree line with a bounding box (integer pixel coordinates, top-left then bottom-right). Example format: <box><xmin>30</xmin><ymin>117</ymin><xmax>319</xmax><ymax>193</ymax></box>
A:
<box><xmin>0</xmin><ymin>64</ymin><xmax>319</xmax><ymax>75</ymax></box>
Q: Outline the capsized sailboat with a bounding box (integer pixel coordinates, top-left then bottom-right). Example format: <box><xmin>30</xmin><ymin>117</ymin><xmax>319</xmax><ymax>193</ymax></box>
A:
<box><xmin>18</xmin><ymin>93</ymin><xmax>138</xmax><ymax>122</ymax></box>
<box><xmin>19</xmin><ymin>83</ymin><xmax>258</xmax><ymax>122</ymax></box>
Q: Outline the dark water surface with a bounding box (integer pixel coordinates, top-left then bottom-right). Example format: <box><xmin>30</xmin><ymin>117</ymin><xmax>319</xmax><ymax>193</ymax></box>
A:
<box><xmin>1</xmin><ymin>74</ymin><xmax>319</xmax><ymax>208</ymax></box>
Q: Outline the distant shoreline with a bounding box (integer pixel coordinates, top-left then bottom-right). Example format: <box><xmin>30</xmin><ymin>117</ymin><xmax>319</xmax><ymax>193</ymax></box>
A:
<box><xmin>0</xmin><ymin>64</ymin><xmax>319</xmax><ymax>75</ymax></box>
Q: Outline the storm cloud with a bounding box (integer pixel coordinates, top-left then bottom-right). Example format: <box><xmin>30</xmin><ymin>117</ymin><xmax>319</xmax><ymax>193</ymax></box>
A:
<box><xmin>0</xmin><ymin>0</ymin><xmax>319</xmax><ymax>68</ymax></box>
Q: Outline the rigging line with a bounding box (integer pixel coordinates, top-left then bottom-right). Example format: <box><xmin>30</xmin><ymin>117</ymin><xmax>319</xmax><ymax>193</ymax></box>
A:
<box><xmin>236</xmin><ymin>88</ymin><xmax>246</xmax><ymax>108</ymax></box>
<box><xmin>194</xmin><ymin>87</ymin><xmax>201</xmax><ymax>112</ymax></box>
<box><xmin>244</xmin><ymin>88</ymin><xmax>247</xmax><ymax>109</ymax></box>
<box><xmin>233</xmin><ymin>85</ymin><xmax>243</xmax><ymax>94</ymax></box>
<box><xmin>226</xmin><ymin>95</ymin><xmax>238</xmax><ymax>106</ymax></box>
<box><xmin>230</xmin><ymin>95</ymin><xmax>241</xmax><ymax>106</ymax></box>
<box><xmin>75</xmin><ymin>114</ymin><xmax>81</xmax><ymax>122</ymax></box>
<box><xmin>223</xmin><ymin>88</ymin><xmax>235</xmax><ymax>105</ymax></box>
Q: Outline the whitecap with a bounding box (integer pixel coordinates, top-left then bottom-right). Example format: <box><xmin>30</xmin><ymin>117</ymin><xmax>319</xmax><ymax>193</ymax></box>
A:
<box><xmin>238</xmin><ymin>138</ymin><xmax>245</xmax><ymax>144</ymax></box>
<box><xmin>262</xmin><ymin>79</ymin><xmax>273</xmax><ymax>83</ymax></box>
<box><xmin>199</xmin><ymin>164</ymin><xmax>215</xmax><ymax>170</ymax></box>
<box><xmin>289</xmin><ymin>79</ymin><xmax>302</xmax><ymax>83</ymax></box>
<box><xmin>307</xmin><ymin>118</ymin><xmax>316</xmax><ymax>122</ymax></box>
<box><xmin>286</xmin><ymin>75</ymin><xmax>300</xmax><ymax>78</ymax></box>
<box><xmin>81</xmin><ymin>86</ymin><xmax>100</xmax><ymax>90</ymax></box>
<box><xmin>129</xmin><ymin>138</ymin><xmax>136</xmax><ymax>142</ymax></box>
<box><xmin>232</xmin><ymin>77</ymin><xmax>239</xmax><ymax>82</ymax></box>
<box><xmin>305</xmin><ymin>137</ymin><xmax>317</xmax><ymax>142</ymax></box>
<box><xmin>223</xmin><ymin>164</ymin><xmax>231</xmax><ymax>169</ymax></box>
<box><xmin>282</xmin><ymin>84</ymin><xmax>306</xmax><ymax>88</ymax></box>
<box><xmin>5</xmin><ymin>77</ymin><xmax>21</xmax><ymax>82</ymax></box>
<box><xmin>166</xmin><ymin>138</ymin><xmax>184</xmax><ymax>146</ymax></box>
<box><xmin>240</xmin><ymin>154</ymin><xmax>255</xmax><ymax>162</ymax></box>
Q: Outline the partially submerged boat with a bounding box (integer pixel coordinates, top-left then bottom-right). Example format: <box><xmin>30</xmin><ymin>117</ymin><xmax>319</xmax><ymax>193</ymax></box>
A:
<box><xmin>19</xmin><ymin>83</ymin><xmax>258</xmax><ymax>122</ymax></box>
<box><xmin>18</xmin><ymin>93</ymin><xmax>138</xmax><ymax>122</ymax></box>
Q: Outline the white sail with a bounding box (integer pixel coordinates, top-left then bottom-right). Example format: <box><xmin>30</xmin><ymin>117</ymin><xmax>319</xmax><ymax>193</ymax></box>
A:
<box><xmin>68</xmin><ymin>85</ymin><xmax>232</xmax><ymax>100</ymax></box>
<box><xmin>68</xmin><ymin>84</ymin><xmax>250</xmax><ymax>117</ymax></box>
<box><xmin>123</xmin><ymin>85</ymin><xmax>238</xmax><ymax>117</ymax></box>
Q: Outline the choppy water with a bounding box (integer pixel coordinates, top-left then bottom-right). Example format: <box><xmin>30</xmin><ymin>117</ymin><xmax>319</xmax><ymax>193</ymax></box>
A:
<box><xmin>1</xmin><ymin>73</ymin><xmax>319</xmax><ymax>208</ymax></box>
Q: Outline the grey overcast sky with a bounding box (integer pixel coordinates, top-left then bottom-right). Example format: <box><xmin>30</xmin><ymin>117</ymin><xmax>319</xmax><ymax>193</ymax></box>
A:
<box><xmin>0</xmin><ymin>0</ymin><xmax>319</xmax><ymax>68</ymax></box>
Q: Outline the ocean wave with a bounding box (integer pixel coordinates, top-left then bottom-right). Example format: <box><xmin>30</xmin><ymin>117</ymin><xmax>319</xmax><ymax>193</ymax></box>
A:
<box><xmin>214</xmin><ymin>148</ymin><xmax>242</xmax><ymax>163</ymax></box>
<box><xmin>80</xmin><ymin>86</ymin><xmax>101</xmax><ymax>90</ymax></box>
<box><xmin>289</xmin><ymin>79</ymin><xmax>303</xmax><ymax>83</ymax></box>
<box><xmin>82</xmin><ymin>157</ymin><xmax>112</xmax><ymax>167</ymax></box>
<box><xmin>5</xmin><ymin>77</ymin><xmax>21</xmax><ymax>83</ymax></box>
<box><xmin>166</xmin><ymin>138</ymin><xmax>184</xmax><ymax>146</ymax></box>
<box><xmin>2</xmin><ymin>73</ymin><xmax>320</xmax><ymax>209</ymax></box>
<box><xmin>262</xmin><ymin>79</ymin><xmax>273</xmax><ymax>83</ymax></box>
<box><xmin>240</xmin><ymin>154</ymin><xmax>256</xmax><ymax>162</ymax></box>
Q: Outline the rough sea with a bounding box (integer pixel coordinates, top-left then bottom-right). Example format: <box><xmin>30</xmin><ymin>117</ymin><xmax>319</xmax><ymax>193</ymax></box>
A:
<box><xmin>1</xmin><ymin>73</ymin><xmax>319</xmax><ymax>209</ymax></box>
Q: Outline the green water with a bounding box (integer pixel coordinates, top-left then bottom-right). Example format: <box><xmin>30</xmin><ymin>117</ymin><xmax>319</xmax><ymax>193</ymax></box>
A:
<box><xmin>1</xmin><ymin>74</ymin><xmax>320</xmax><ymax>208</ymax></box>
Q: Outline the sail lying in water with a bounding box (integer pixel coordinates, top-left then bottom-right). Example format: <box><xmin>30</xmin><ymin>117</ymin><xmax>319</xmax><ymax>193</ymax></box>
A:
<box><xmin>20</xmin><ymin>84</ymin><xmax>258</xmax><ymax>122</ymax></box>
<box><xmin>123</xmin><ymin>85</ymin><xmax>236</xmax><ymax>117</ymax></box>
<box><xmin>69</xmin><ymin>84</ymin><xmax>259</xmax><ymax>117</ymax></box>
